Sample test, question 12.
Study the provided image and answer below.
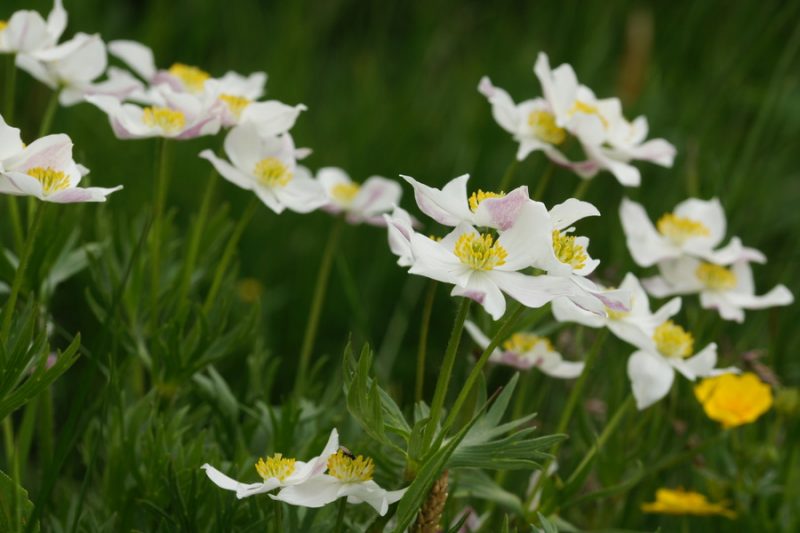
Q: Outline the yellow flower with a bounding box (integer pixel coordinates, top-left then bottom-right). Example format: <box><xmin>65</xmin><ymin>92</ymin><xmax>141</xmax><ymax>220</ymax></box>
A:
<box><xmin>694</xmin><ymin>372</ymin><xmax>773</xmax><ymax>428</ymax></box>
<box><xmin>642</xmin><ymin>488</ymin><xmax>735</xmax><ymax>519</ymax></box>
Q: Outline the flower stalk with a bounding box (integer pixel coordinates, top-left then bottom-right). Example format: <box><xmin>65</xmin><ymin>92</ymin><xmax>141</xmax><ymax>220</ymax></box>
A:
<box><xmin>415</xmin><ymin>281</ymin><xmax>438</xmax><ymax>402</ymax></box>
<box><xmin>149</xmin><ymin>138</ymin><xmax>172</xmax><ymax>329</ymax></box>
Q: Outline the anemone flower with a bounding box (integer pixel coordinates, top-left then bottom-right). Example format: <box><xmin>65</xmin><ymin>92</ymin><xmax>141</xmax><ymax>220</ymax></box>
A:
<box><xmin>318</xmin><ymin>167</ymin><xmax>402</xmax><ymax>225</ymax></box>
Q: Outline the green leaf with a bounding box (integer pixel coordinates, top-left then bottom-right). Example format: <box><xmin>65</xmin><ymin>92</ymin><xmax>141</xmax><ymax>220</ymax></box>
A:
<box><xmin>452</xmin><ymin>469</ymin><xmax>525</xmax><ymax>516</ymax></box>
<box><xmin>534</xmin><ymin>513</ymin><xmax>559</xmax><ymax>533</ymax></box>
<box><xmin>0</xmin><ymin>470</ymin><xmax>37</xmax><ymax>532</ymax></box>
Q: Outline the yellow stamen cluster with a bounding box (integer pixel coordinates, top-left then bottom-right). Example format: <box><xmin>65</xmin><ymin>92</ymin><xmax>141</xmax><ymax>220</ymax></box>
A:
<box><xmin>568</xmin><ymin>101</ymin><xmax>608</xmax><ymax>128</ymax></box>
<box><xmin>527</xmin><ymin>110</ymin><xmax>566</xmax><ymax>144</ymax></box>
<box><xmin>694</xmin><ymin>372</ymin><xmax>773</xmax><ymax>429</ymax></box>
<box><xmin>468</xmin><ymin>189</ymin><xmax>505</xmax><ymax>212</ymax></box>
<box><xmin>695</xmin><ymin>262</ymin><xmax>737</xmax><ymax>291</ymax></box>
<box><xmin>142</xmin><ymin>107</ymin><xmax>187</xmax><ymax>134</ymax></box>
<box><xmin>642</xmin><ymin>488</ymin><xmax>735</xmax><ymax>519</ymax></box>
<box><xmin>255</xmin><ymin>453</ymin><xmax>296</xmax><ymax>481</ymax></box>
<box><xmin>168</xmin><ymin>63</ymin><xmax>210</xmax><ymax>92</ymax></box>
<box><xmin>0</xmin><ymin>20</ymin><xmax>8</xmax><ymax>31</ymax></box>
<box><xmin>552</xmin><ymin>230</ymin><xmax>587</xmax><ymax>270</ymax></box>
<box><xmin>331</xmin><ymin>182</ymin><xmax>361</xmax><ymax>204</ymax></box>
<box><xmin>327</xmin><ymin>449</ymin><xmax>374</xmax><ymax>483</ymax></box>
<box><xmin>656</xmin><ymin>213</ymin><xmax>710</xmax><ymax>244</ymax></box>
<box><xmin>454</xmin><ymin>233</ymin><xmax>507</xmax><ymax>271</ymax></box>
<box><xmin>502</xmin><ymin>332</ymin><xmax>553</xmax><ymax>354</ymax></box>
<box><xmin>653</xmin><ymin>321</ymin><xmax>694</xmax><ymax>359</ymax></box>
<box><xmin>219</xmin><ymin>93</ymin><xmax>251</xmax><ymax>119</ymax></box>
<box><xmin>27</xmin><ymin>167</ymin><xmax>70</xmax><ymax>196</ymax></box>
<box><xmin>253</xmin><ymin>157</ymin><xmax>293</xmax><ymax>188</ymax></box>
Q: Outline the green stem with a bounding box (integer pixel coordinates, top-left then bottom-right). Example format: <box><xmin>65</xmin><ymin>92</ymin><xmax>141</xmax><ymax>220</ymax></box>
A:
<box><xmin>37</xmin><ymin>89</ymin><xmax>60</xmax><ymax>137</ymax></box>
<box><xmin>177</xmin><ymin>167</ymin><xmax>218</xmax><ymax>312</ymax></box>
<box><xmin>415</xmin><ymin>281</ymin><xmax>437</xmax><ymax>403</ymax></box>
<box><xmin>149</xmin><ymin>139</ymin><xmax>171</xmax><ymax>330</ymax></box>
<box><xmin>440</xmin><ymin>302</ymin><xmax>524</xmax><ymax>439</ymax></box>
<box><xmin>7</xmin><ymin>198</ymin><xmax>25</xmax><ymax>253</ymax></box>
<box><xmin>533</xmin><ymin>163</ymin><xmax>555</xmax><ymax>200</ymax></box>
<box><xmin>421</xmin><ymin>298</ymin><xmax>471</xmax><ymax>452</ymax></box>
<box><xmin>273</xmin><ymin>500</ymin><xmax>282</xmax><ymax>533</ymax></box>
<box><xmin>2</xmin><ymin>416</ymin><xmax>21</xmax><ymax>531</ymax></box>
<box><xmin>498</xmin><ymin>159</ymin><xmax>519</xmax><ymax>191</ymax></box>
<box><xmin>4</xmin><ymin>54</ymin><xmax>17</xmax><ymax>122</ymax></box>
<box><xmin>573</xmin><ymin>178</ymin><xmax>592</xmax><ymax>200</ymax></box>
<box><xmin>525</xmin><ymin>328</ymin><xmax>607</xmax><ymax>510</ymax></box>
<box><xmin>293</xmin><ymin>217</ymin><xmax>345</xmax><ymax>396</ymax></box>
<box><xmin>1</xmin><ymin>204</ymin><xmax>44</xmax><ymax>340</ymax></box>
<box><xmin>202</xmin><ymin>198</ymin><xmax>258</xmax><ymax>314</ymax></box>
<box><xmin>334</xmin><ymin>497</ymin><xmax>347</xmax><ymax>533</ymax></box>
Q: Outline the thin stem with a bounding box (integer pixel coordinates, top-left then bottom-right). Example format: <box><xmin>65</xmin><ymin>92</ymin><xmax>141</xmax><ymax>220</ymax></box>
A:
<box><xmin>334</xmin><ymin>497</ymin><xmax>347</xmax><ymax>533</ymax></box>
<box><xmin>7</xmin><ymin>198</ymin><xmax>25</xmax><ymax>253</ymax></box>
<box><xmin>440</xmin><ymin>302</ymin><xmax>524</xmax><ymax>438</ymax></box>
<box><xmin>273</xmin><ymin>500</ymin><xmax>282</xmax><ymax>533</ymax></box>
<box><xmin>498</xmin><ymin>159</ymin><xmax>519</xmax><ymax>191</ymax></box>
<box><xmin>149</xmin><ymin>139</ymin><xmax>171</xmax><ymax>330</ymax></box>
<box><xmin>293</xmin><ymin>217</ymin><xmax>345</xmax><ymax>396</ymax></box>
<box><xmin>4</xmin><ymin>54</ymin><xmax>17</xmax><ymax>122</ymax></box>
<box><xmin>573</xmin><ymin>178</ymin><xmax>592</xmax><ymax>199</ymax></box>
<box><xmin>415</xmin><ymin>281</ymin><xmax>437</xmax><ymax>403</ymax></box>
<box><xmin>525</xmin><ymin>328</ymin><xmax>607</xmax><ymax>509</ymax></box>
<box><xmin>2</xmin><ymin>417</ymin><xmax>20</xmax><ymax>531</ymax></box>
<box><xmin>177</xmin><ymin>166</ymin><xmax>218</xmax><ymax>311</ymax></box>
<box><xmin>1</xmin><ymin>204</ymin><xmax>45</xmax><ymax>340</ymax></box>
<box><xmin>533</xmin><ymin>163</ymin><xmax>555</xmax><ymax>200</ymax></box>
<box><xmin>202</xmin><ymin>197</ymin><xmax>258</xmax><ymax>313</ymax></box>
<box><xmin>37</xmin><ymin>89</ymin><xmax>60</xmax><ymax>137</ymax></box>
<box><xmin>421</xmin><ymin>298</ymin><xmax>471</xmax><ymax>452</ymax></box>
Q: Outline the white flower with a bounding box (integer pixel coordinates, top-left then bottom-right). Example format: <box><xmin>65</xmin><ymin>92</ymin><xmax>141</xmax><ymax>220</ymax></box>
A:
<box><xmin>271</xmin><ymin>448</ymin><xmax>406</xmax><ymax>516</ymax></box>
<box><xmin>553</xmin><ymin>272</ymin><xmax>682</xmax><ymax>349</ymax></box>
<box><xmin>401</xmin><ymin>174</ymin><xmax>532</xmax><ymax>231</ymax></box>
<box><xmin>199</xmin><ymin>122</ymin><xmax>326</xmax><ymax>214</ymax></box>
<box><xmin>619</xmin><ymin>197</ymin><xmax>760</xmax><ymax>267</ymax></box>
<box><xmin>642</xmin><ymin>257</ymin><xmax>793</xmax><ymax>323</ymax></box>
<box><xmin>318</xmin><ymin>167</ymin><xmax>402</xmax><ymax>225</ymax></box>
<box><xmin>533</xmin><ymin>52</ymin><xmax>675</xmax><ymax>186</ymax></box>
<box><xmin>464</xmin><ymin>321</ymin><xmax>583</xmax><ymax>378</ymax></box>
<box><xmin>85</xmin><ymin>84</ymin><xmax>222</xmax><ymax>140</ymax></box>
<box><xmin>626</xmin><ymin>320</ymin><xmax>724</xmax><ymax>410</ymax></box>
<box><xmin>384</xmin><ymin>205</ymin><xmax>416</xmax><ymax>267</ymax></box>
<box><xmin>202</xmin><ymin>429</ymin><xmax>340</xmax><ymax>499</ymax></box>
<box><xmin>0</xmin><ymin>125</ymin><xmax>121</xmax><ymax>203</ymax></box>
<box><xmin>0</xmin><ymin>0</ymin><xmax>65</xmax><ymax>54</ymax></box>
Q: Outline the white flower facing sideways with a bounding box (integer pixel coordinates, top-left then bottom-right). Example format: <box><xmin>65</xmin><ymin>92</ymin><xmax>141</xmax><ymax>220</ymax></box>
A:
<box><xmin>642</xmin><ymin>257</ymin><xmax>794</xmax><ymax>323</ymax></box>
<box><xmin>532</xmin><ymin>52</ymin><xmax>676</xmax><ymax>186</ymax></box>
<box><xmin>627</xmin><ymin>319</ymin><xmax>725</xmax><ymax>410</ymax></box>
<box><xmin>107</xmin><ymin>39</ymin><xmax>307</xmax><ymax>131</ymax></box>
<box><xmin>553</xmin><ymin>272</ymin><xmax>682</xmax><ymax>349</ymax></box>
<box><xmin>385</xmin><ymin>205</ymin><xmax>416</xmax><ymax>267</ymax></box>
<box><xmin>200</xmin><ymin>122</ymin><xmax>327</xmax><ymax>214</ymax></box>
<box><xmin>0</xmin><ymin>114</ymin><xmax>121</xmax><ymax>203</ymax></box>
<box><xmin>0</xmin><ymin>0</ymin><xmax>65</xmax><ymax>55</ymax></box>
<box><xmin>464</xmin><ymin>321</ymin><xmax>583</xmax><ymax>378</ymax></box>
<box><xmin>619</xmin><ymin>197</ymin><xmax>759</xmax><ymax>267</ymax></box>
<box><xmin>318</xmin><ymin>167</ymin><xmax>402</xmax><ymax>225</ymax></box>
<box><xmin>202</xmin><ymin>428</ymin><xmax>339</xmax><ymax>499</ymax></box>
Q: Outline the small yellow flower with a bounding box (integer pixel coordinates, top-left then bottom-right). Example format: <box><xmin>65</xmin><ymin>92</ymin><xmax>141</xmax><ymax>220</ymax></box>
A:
<box><xmin>641</xmin><ymin>488</ymin><xmax>735</xmax><ymax>519</ymax></box>
<box><xmin>694</xmin><ymin>372</ymin><xmax>773</xmax><ymax>428</ymax></box>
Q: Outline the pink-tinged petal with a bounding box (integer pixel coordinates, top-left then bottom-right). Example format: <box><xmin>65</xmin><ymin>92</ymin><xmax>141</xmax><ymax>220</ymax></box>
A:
<box><xmin>551</xmin><ymin>297</ymin><xmax>605</xmax><ymax>328</ymax></box>
<box><xmin>2</xmin><ymin>172</ymin><xmax>45</xmax><ymax>198</ymax></box>
<box><xmin>548</xmin><ymin>198</ymin><xmax>600</xmax><ymax>231</ymax></box>
<box><xmin>4</xmin><ymin>134</ymin><xmax>73</xmax><ymax>173</ymax></box>
<box><xmin>351</xmin><ymin>176</ymin><xmax>402</xmax><ymax>218</ymax></box>
<box><xmin>451</xmin><ymin>274</ymin><xmax>506</xmax><ymax>320</ymax></box>
<box><xmin>491</xmin><ymin>271</ymin><xmax>565</xmax><ymax>310</ymax></box>
<box><xmin>199</xmin><ymin>149</ymin><xmax>255</xmax><ymax>191</ymax></box>
<box><xmin>270</xmin><ymin>475</ymin><xmax>342</xmax><ymax>508</ymax></box>
<box><xmin>108</xmin><ymin>40</ymin><xmax>157</xmax><ymax>80</ymax></box>
<box><xmin>619</xmin><ymin>198</ymin><xmax>675</xmax><ymax>267</ymax></box>
<box><xmin>496</xmin><ymin>199</ymin><xmax>552</xmax><ymax>271</ymax></box>
<box><xmin>0</xmin><ymin>115</ymin><xmax>25</xmax><ymax>160</ymax></box>
<box><xmin>46</xmin><ymin>185</ymin><xmax>122</xmax><ymax>203</ymax></box>
<box><xmin>62</xmin><ymin>67</ymin><xmax>144</xmax><ymax>107</ymax></box>
<box><xmin>385</xmin><ymin>207</ymin><xmax>415</xmax><ymax>267</ymax></box>
<box><xmin>401</xmin><ymin>174</ymin><xmax>473</xmax><ymax>227</ymax></box>
<box><xmin>473</xmin><ymin>185</ymin><xmax>529</xmax><ymax>231</ymax></box>
<box><xmin>674</xmin><ymin>197</ymin><xmax>726</xmax><ymax>249</ymax></box>
<box><xmin>477</xmin><ymin>76</ymin><xmax>519</xmax><ymax>135</ymax></box>
<box><xmin>627</xmin><ymin>350</ymin><xmax>675</xmax><ymax>410</ymax></box>
<box><xmin>4</xmin><ymin>10</ymin><xmax>50</xmax><ymax>54</ymax></box>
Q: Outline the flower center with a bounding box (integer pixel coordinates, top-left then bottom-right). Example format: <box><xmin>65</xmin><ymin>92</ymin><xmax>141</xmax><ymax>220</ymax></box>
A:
<box><xmin>468</xmin><ymin>189</ymin><xmax>505</xmax><ymax>212</ymax></box>
<box><xmin>253</xmin><ymin>157</ymin><xmax>293</xmax><ymax>187</ymax></box>
<box><xmin>552</xmin><ymin>230</ymin><xmax>587</xmax><ymax>270</ymax></box>
<box><xmin>27</xmin><ymin>167</ymin><xmax>70</xmax><ymax>196</ymax></box>
<box><xmin>653</xmin><ymin>321</ymin><xmax>694</xmax><ymax>358</ymax></box>
<box><xmin>568</xmin><ymin>101</ymin><xmax>608</xmax><ymax>128</ymax></box>
<box><xmin>331</xmin><ymin>182</ymin><xmax>360</xmax><ymax>204</ymax></box>
<box><xmin>142</xmin><ymin>107</ymin><xmax>187</xmax><ymax>134</ymax></box>
<box><xmin>656</xmin><ymin>213</ymin><xmax>710</xmax><ymax>245</ymax></box>
<box><xmin>0</xmin><ymin>21</ymin><xmax>7</xmax><ymax>31</ymax></box>
<box><xmin>255</xmin><ymin>453</ymin><xmax>296</xmax><ymax>481</ymax></box>
<box><xmin>327</xmin><ymin>449</ymin><xmax>374</xmax><ymax>483</ymax></box>
<box><xmin>527</xmin><ymin>110</ymin><xmax>566</xmax><ymax>145</ymax></box>
<box><xmin>454</xmin><ymin>233</ymin><xmax>508</xmax><ymax>271</ymax></box>
<box><xmin>219</xmin><ymin>93</ymin><xmax>251</xmax><ymax>119</ymax></box>
<box><xmin>695</xmin><ymin>262</ymin><xmax>737</xmax><ymax>291</ymax></box>
<box><xmin>503</xmin><ymin>332</ymin><xmax>552</xmax><ymax>354</ymax></box>
<box><xmin>168</xmin><ymin>63</ymin><xmax>210</xmax><ymax>92</ymax></box>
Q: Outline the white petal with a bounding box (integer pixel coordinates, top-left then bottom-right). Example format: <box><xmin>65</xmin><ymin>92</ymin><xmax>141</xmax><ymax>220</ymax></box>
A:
<box><xmin>201</xmin><ymin>464</ymin><xmax>277</xmax><ymax>499</ymax></box>
<box><xmin>619</xmin><ymin>198</ymin><xmax>675</xmax><ymax>267</ymax></box>
<box><xmin>108</xmin><ymin>39</ymin><xmax>157</xmax><ymax>80</ymax></box>
<box><xmin>451</xmin><ymin>274</ymin><xmax>507</xmax><ymax>320</ymax></box>
<box><xmin>351</xmin><ymin>176</ymin><xmax>402</xmax><ymax>218</ymax></box>
<box><xmin>674</xmin><ymin>197</ymin><xmax>726</xmax><ymax>249</ymax></box>
<box><xmin>339</xmin><ymin>480</ymin><xmax>407</xmax><ymax>516</ymax></box>
<box><xmin>627</xmin><ymin>350</ymin><xmax>675</xmax><ymax>410</ymax></box>
<box><xmin>472</xmin><ymin>185</ymin><xmax>531</xmax><ymax>231</ymax></box>
<box><xmin>271</xmin><ymin>475</ymin><xmax>342</xmax><ymax>508</ymax></box>
<box><xmin>551</xmin><ymin>297</ymin><xmax>605</xmax><ymax>328</ymax></box>
<box><xmin>401</xmin><ymin>174</ymin><xmax>473</xmax><ymax>227</ymax></box>
<box><xmin>548</xmin><ymin>198</ymin><xmax>600</xmax><ymax>231</ymax></box>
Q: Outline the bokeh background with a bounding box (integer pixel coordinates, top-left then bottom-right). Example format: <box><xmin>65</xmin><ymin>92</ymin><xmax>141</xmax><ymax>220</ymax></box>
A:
<box><xmin>3</xmin><ymin>0</ymin><xmax>799</xmax><ymax>529</ymax></box>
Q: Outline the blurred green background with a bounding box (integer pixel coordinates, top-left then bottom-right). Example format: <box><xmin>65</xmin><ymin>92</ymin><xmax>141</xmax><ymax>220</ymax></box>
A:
<box><xmin>2</xmin><ymin>0</ymin><xmax>799</xmax><ymax>528</ymax></box>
